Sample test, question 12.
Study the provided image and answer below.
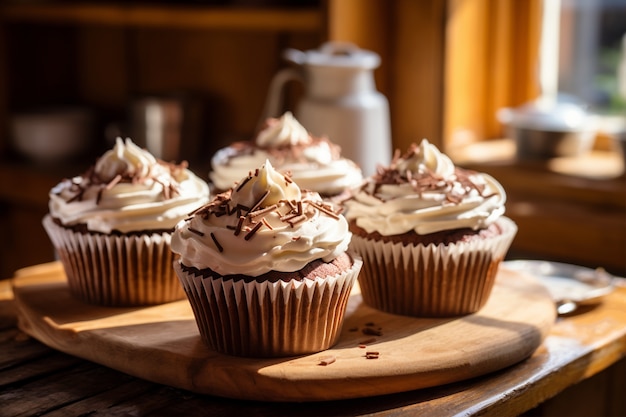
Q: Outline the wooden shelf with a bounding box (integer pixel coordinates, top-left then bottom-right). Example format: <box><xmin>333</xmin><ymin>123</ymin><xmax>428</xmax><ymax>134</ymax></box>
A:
<box><xmin>0</xmin><ymin>3</ymin><xmax>322</xmax><ymax>31</ymax></box>
<box><xmin>459</xmin><ymin>159</ymin><xmax>626</xmax><ymax>276</ymax></box>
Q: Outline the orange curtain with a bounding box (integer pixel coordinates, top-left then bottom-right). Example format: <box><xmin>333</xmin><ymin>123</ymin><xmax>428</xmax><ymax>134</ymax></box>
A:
<box><xmin>444</xmin><ymin>0</ymin><xmax>542</xmax><ymax>149</ymax></box>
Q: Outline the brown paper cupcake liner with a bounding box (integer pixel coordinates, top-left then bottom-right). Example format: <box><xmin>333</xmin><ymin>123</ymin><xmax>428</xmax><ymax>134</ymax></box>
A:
<box><xmin>43</xmin><ymin>215</ymin><xmax>184</xmax><ymax>307</ymax></box>
<box><xmin>350</xmin><ymin>217</ymin><xmax>518</xmax><ymax>317</ymax></box>
<box><xmin>175</xmin><ymin>255</ymin><xmax>362</xmax><ymax>358</ymax></box>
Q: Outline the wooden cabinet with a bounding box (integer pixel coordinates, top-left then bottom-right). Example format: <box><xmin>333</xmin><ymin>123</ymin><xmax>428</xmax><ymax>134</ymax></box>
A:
<box><xmin>0</xmin><ymin>3</ymin><xmax>325</xmax><ymax>159</ymax></box>
<box><xmin>0</xmin><ymin>2</ymin><xmax>328</xmax><ymax>277</ymax></box>
<box><xmin>0</xmin><ymin>1</ymin><xmax>450</xmax><ymax>277</ymax></box>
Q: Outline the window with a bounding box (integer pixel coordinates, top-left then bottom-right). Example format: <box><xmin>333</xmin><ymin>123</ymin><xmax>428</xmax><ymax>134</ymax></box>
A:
<box><xmin>559</xmin><ymin>0</ymin><xmax>626</xmax><ymax>115</ymax></box>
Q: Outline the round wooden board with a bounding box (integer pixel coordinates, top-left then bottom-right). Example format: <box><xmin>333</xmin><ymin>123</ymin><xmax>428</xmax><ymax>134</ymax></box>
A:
<box><xmin>11</xmin><ymin>262</ymin><xmax>556</xmax><ymax>402</ymax></box>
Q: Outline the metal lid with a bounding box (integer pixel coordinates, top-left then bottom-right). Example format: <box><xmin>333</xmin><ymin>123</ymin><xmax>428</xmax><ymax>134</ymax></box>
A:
<box><xmin>497</xmin><ymin>95</ymin><xmax>590</xmax><ymax>132</ymax></box>
<box><xmin>283</xmin><ymin>42</ymin><xmax>381</xmax><ymax>70</ymax></box>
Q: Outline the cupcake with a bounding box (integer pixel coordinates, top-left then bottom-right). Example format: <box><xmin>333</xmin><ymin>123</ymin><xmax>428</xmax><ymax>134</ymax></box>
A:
<box><xmin>43</xmin><ymin>137</ymin><xmax>210</xmax><ymax>306</ymax></box>
<box><xmin>343</xmin><ymin>139</ymin><xmax>517</xmax><ymax>317</ymax></box>
<box><xmin>172</xmin><ymin>159</ymin><xmax>362</xmax><ymax>357</ymax></box>
<box><xmin>209</xmin><ymin>111</ymin><xmax>363</xmax><ymax>198</ymax></box>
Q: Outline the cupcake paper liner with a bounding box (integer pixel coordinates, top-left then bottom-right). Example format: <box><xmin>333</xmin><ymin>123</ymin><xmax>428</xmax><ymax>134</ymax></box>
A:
<box><xmin>175</xmin><ymin>255</ymin><xmax>362</xmax><ymax>358</ymax></box>
<box><xmin>349</xmin><ymin>217</ymin><xmax>518</xmax><ymax>317</ymax></box>
<box><xmin>43</xmin><ymin>215</ymin><xmax>185</xmax><ymax>307</ymax></box>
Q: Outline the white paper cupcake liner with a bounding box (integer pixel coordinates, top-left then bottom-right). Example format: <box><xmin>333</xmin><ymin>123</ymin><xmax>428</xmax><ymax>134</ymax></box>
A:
<box><xmin>175</xmin><ymin>255</ymin><xmax>362</xmax><ymax>358</ymax></box>
<box><xmin>43</xmin><ymin>215</ymin><xmax>184</xmax><ymax>307</ymax></box>
<box><xmin>350</xmin><ymin>217</ymin><xmax>518</xmax><ymax>317</ymax></box>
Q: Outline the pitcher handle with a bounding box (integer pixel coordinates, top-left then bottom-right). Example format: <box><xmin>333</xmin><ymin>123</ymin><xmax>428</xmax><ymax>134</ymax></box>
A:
<box><xmin>259</xmin><ymin>67</ymin><xmax>303</xmax><ymax>128</ymax></box>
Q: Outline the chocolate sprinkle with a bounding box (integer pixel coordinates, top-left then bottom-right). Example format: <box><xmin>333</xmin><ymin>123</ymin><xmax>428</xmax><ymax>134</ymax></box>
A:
<box><xmin>190</xmin><ymin>169</ymin><xmax>343</xmax><ymax>251</ymax></box>
<box><xmin>244</xmin><ymin>221</ymin><xmax>264</xmax><ymax>241</ymax></box>
<box><xmin>59</xmin><ymin>157</ymin><xmax>186</xmax><ymax>205</ymax></box>
<box><xmin>188</xmin><ymin>227</ymin><xmax>205</xmax><ymax>237</ymax></box>
<box><xmin>210</xmin><ymin>232</ymin><xmax>223</xmax><ymax>252</ymax></box>
<box><xmin>362</xmin><ymin>327</ymin><xmax>383</xmax><ymax>337</ymax></box>
<box><xmin>367</xmin><ymin>143</ymin><xmax>489</xmax><ymax>204</ymax></box>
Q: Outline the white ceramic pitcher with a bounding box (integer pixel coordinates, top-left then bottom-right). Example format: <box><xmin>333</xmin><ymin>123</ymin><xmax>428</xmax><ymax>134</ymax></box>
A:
<box><xmin>262</xmin><ymin>42</ymin><xmax>391</xmax><ymax>175</ymax></box>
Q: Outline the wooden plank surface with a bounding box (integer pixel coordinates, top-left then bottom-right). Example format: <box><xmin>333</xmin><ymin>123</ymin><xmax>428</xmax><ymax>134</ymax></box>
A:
<box><xmin>3</xmin><ymin>265</ymin><xmax>626</xmax><ymax>416</ymax></box>
<box><xmin>10</xmin><ymin>262</ymin><xmax>555</xmax><ymax>402</ymax></box>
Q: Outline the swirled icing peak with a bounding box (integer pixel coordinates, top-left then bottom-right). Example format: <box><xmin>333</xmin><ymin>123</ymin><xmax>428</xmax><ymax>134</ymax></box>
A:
<box><xmin>172</xmin><ymin>160</ymin><xmax>352</xmax><ymax>276</ymax></box>
<box><xmin>255</xmin><ymin>111</ymin><xmax>311</xmax><ymax>148</ymax></box>
<box><xmin>48</xmin><ymin>137</ymin><xmax>210</xmax><ymax>233</ymax></box>
<box><xmin>344</xmin><ymin>139</ymin><xmax>506</xmax><ymax>236</ymax></box>
<box><xmin>230</xmin><ymin>159</ymin><xmax>301</xmax><ymax>209</ymax></box>
<box><xmin>209</xmin><ymin>112</ymin><xmax>362</xmax><ymax>195</ymax></box>
<box><xmin>95</xmin><ymin>137</ymin><xmax>159</xmax><ymax>182</ymax></box>
<box><xmin>394</xmin><ymin>138</ymin><xmax>455</xmax><ymax>178</ymax></box>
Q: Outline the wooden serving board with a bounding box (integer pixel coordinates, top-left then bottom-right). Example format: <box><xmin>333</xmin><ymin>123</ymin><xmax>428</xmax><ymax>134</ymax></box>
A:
<box><xmin>11</xmin><ymin>262</ymin><xmax>556</xmax><ymax>402</ymax></box>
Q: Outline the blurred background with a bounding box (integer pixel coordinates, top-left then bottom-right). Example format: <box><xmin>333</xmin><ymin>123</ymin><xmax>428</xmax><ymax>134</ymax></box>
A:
<box><xmin>0</xmin><ymin>0</ymin><xmax>624</xmax><ymax>279</ymax></box>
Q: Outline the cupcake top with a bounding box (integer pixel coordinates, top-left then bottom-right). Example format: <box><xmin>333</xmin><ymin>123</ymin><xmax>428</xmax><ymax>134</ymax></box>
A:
<box><xmin>172</xmin><ymin>159</ymin><xmax>351</xmax><ymax>277</ymax></box>
<box><xmin>49</xmin><ymin>137</ymin><xmax>210</xmax><ymax>234</ymax></box>
<box><xmin>209</xmin><ymin>111</ymin><xmax>363</xmax><ymax>196</ymax></box>
<box><xmin>343</xmin><ymin>139</ymin><xmax>506</xmax><ymax>236</ymax></box>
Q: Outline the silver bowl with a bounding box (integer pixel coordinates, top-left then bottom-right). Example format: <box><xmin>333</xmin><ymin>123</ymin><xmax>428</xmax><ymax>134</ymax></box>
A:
<box><xmin>498</xmin><ymin>96</ymin><xmax>596</xmax><ymax>160</ymax></box>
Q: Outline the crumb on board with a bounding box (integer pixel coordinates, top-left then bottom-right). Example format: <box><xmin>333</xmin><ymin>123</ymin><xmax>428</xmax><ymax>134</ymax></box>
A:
<box><xmin>318</xmin><ymin>355</ymin><xmax>336</xmax><ymax>366</ymax></box>
<box><xmin>365</xmin><ymin>351</ymin><xmax>380</xmax><ymax>360</ymax></box>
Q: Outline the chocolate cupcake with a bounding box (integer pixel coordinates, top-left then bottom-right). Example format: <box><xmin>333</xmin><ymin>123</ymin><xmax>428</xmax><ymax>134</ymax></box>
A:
<box><xmin>209</xmin><ymin>111</ymin><xmax>363</xmax><ymax>199</ymax></box>
<box><xmin>43</xmin><ymin>137</ymin><xmax>210</xmax><ymax>306</ymax></box>
<box><xmin>342</xmin><ymin>139</ymin><xmax>517</xmax><ymax>317</ymax></box>
<box><xmin>172</xmin><ymin>159</ymin><xmax>362</xmax><ymax>357</ymax></box>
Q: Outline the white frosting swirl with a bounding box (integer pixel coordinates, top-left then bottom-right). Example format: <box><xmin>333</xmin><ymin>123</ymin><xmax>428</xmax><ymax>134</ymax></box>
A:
<box><xmin>209</xmin><ymin>144</ymin><xmax>270</xmax><ymax>192</ymax></box>
<box><xmin>209</xmin><ymin>112</ymin><xmax>363</xmax><ymax>195</ymax></box>
<box><xmin>94</xmin><ymin>137</ymin><xmax>157</xmax><ymax>182</ymax></box>
<box><xmin>49</xmin><ymin>137</ymin><xmax>210</xmax><ymax>234</ymax></box>
<box><xmin>344</xmin><ymin>139</ymin><xmax>507</xmax><ymax>235</ymax></box>
<box><xmin>255</xmin><ymin>111</ymin><xmax>311</xmax><ymax>147</ymax></box>
<box><xmin>395</xmin><ymin>138</ymin><xmax>455</xmax><ymax>178</ymax></box>
<box><xmin>172</xmin><ymin>160</ymin><xmax>352</xmax><ymax>276</ymax></box>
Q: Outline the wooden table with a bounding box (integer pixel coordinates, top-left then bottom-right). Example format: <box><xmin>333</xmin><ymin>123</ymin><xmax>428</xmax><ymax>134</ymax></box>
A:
<box><xmin>1</xmin><ymin>266</ymin><xmax>626</xmax><ymax>416</ymax></box>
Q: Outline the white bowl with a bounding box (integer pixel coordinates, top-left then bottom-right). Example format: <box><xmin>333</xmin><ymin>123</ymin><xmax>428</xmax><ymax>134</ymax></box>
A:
<box><xmin>10</xmin><ymin>107</ymin><xmax>94</xmax><ymax>163</ymax></box>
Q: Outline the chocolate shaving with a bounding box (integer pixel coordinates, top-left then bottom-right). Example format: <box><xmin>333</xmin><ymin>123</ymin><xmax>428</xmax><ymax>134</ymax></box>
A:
<box><xmin>188</xmin><ymin>227</ymin><xmax>205</xmax><ymax>237</ymax></box>
<box><xmin>236</xmin><ymin>175</ymin><xmax>252</xmax><ymax>191</ymax></box>
<box><xmin>280</xmin><ymin>212</ymin><xmax>300</xmax><ymax>222</ymax></box>
<box><xmin>234</xmin><ymin>216</ymin><xmax>245</xmax><ymax>236</ymax></box>
<box><xmin>286</xmin><ymin>214</ymin><xmax>307</xmax><ymax>227</ymax></box>
<box><xmin>280</xmin><ymin>199</ymin><xmax>297</xmax><ymax>211</ymax></box>
<box><xmin>261</xmin><ymin>218</ymin><xmax>273</xmax><ymax>230</ymax></box>
<box><xmin>61</xmin><ymin>157</ymin><xmax>187</xmax><ymax>205</ymax></box>
<box><xmin>210</xmin><ymin>232</ymin><xmax>223</xmax><ymax>252</ymax></box>
<box><xmin>105</xmin><ymin>174</ymin><xmax>122</xmax><ymax>190</ymax></box>
<box><xmin>361</xmin><ymin>142</ymin><xmax>494</xmax><ymax>206</ymax></box>
<box><xmin>249</xmin><ymin>204</ymin><xmax>279</xmax><ymax>218</ymax></box>
<box><xmin>362</xmin><ymin>327</ymin><xmax>383</xmax><ymax>337</ymax></box>
<box><xmin>250</xmin><ymin>190</ymin><xmax>270</xmax><ymax>213</ymax></box>
<box><xmin>244</xmin><ymin>221</ymin><xmax>264</xmax><ymax>241</ymax></box>
<box><xmin>96</xmin><ymin>188</ymin><xmax>105</xmax><ymax>206</ymax></box>
<box><xmin>308</xmin><ymin>201</ymin><xmax>340</xmax><ymax>219</ymax></box>
<box><xmin>189</xmin><ymin>174</ymin><xmax>344</xmax><ymax>254</ymax></box>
